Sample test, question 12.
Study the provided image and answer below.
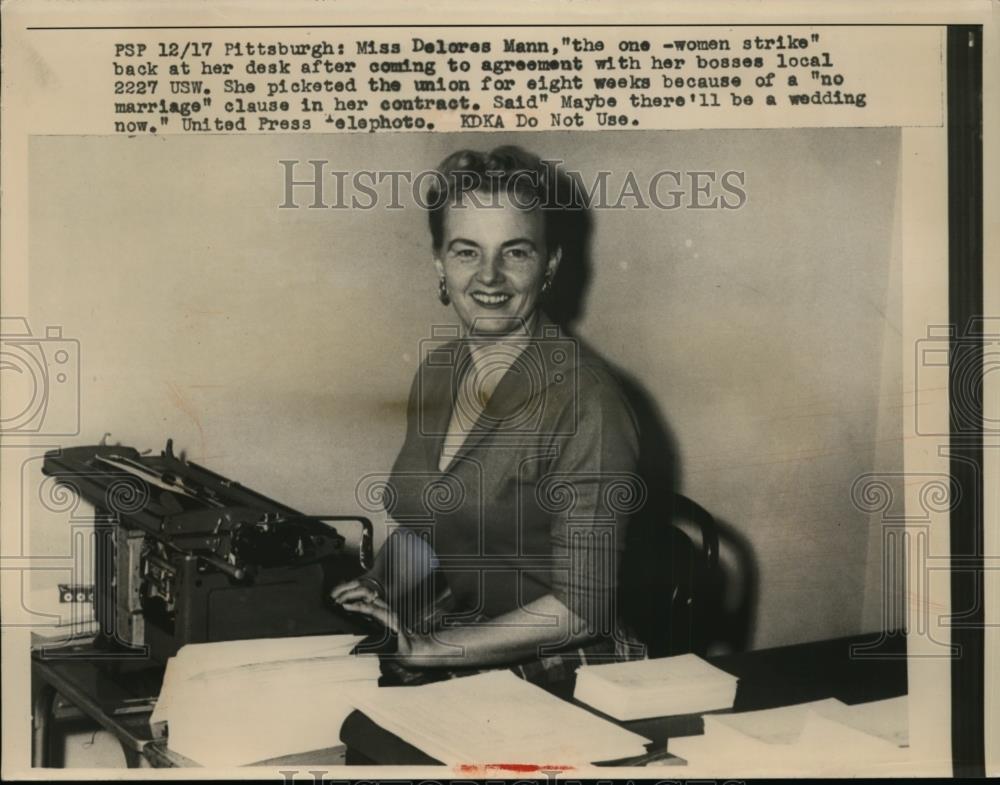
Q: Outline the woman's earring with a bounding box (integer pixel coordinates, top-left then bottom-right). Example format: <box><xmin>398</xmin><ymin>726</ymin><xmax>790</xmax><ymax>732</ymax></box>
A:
<box><xmin>438</xmin><ymin>276</ymin><xmax>451</xmax><ymax>306</ymax></box>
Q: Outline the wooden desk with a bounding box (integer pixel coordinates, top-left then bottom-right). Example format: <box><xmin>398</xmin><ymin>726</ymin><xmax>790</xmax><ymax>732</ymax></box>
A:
<box><xmin>31</xmin><ymin>631</ymin><xmax>906</xmax><ymax>768</ymax></box>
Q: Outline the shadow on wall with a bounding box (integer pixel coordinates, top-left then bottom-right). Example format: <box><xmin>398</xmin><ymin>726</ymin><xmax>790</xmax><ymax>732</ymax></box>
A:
<box><xmin>545</xmin><ymin>162</ymin><xmax>758</xmax><ymax>656</ymax></box>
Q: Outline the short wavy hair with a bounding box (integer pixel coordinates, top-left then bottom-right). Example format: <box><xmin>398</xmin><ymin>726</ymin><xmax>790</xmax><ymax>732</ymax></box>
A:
<box><xmin>425</xmin><ymin>145</ymin><xmax>570</xmax><ymax>255</ymax></box>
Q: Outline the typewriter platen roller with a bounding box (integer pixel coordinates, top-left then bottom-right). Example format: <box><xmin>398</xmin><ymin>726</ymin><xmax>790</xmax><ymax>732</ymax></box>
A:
<box><xmin>42</xmin><ymin>440</ymin><xmax>375</xmax><ymax>662</ymax></box>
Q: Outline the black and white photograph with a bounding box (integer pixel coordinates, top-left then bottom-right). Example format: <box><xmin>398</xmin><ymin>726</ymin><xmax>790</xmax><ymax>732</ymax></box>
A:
<box><xmin>0</xmin><ymin>2</ymin><xmax>994</xmax><ymax>780</ymax></box>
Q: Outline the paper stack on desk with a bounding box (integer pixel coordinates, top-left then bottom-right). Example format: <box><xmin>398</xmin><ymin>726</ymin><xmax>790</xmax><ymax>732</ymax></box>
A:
<box><xmin>796</xmin><ymin>695</ymin><xmax>910</xmax><ymax>771</ymax></box>
<box><xmin>347</xmin><ymin>669</ymin><xmax>652</xmax><ymax>765</ymax></box>
<box><xmin>573</xmin><ymin>653</ymin><xmax>739</xmax><ymax>720</ymax></box>
<box><xmin>154</xmin><ymin>634</ymin><xmax>380</xmax><ymax>767</ymax></box>
<box><xmin>668</xmin><ymin>696</ymin><xmax>909</xmax><ymax>775</ymax></box>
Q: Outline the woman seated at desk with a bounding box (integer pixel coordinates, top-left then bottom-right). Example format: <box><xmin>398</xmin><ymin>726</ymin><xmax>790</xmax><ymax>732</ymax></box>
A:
<box><xmin>333</xmin><ymin>146</ymin><xmax>649</xmax><ymax>684</ymax></box>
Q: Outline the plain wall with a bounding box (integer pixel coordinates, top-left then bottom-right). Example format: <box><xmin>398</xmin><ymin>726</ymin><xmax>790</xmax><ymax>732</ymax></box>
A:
<box><xmin>26</xmin><ymin>127</ymin><xmax>901</xmax><ymax>650</ymax></box>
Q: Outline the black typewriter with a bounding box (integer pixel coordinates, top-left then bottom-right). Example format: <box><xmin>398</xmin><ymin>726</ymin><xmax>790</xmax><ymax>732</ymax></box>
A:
<box><xmin>42</xmin><ymin>440</ymin><xmax>375</xmax><ymax>663</ymax></box>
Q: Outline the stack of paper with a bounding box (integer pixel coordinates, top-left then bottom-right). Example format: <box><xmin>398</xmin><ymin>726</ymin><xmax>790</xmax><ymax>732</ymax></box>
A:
<box><xmin>797</xmin><ymin>696</ymin><xmax>910</xmax><ymax>772</ymax></box>
<box><xmin>669</xmin><ymin>696</ymin><xmax>909</xmax><ymax>775</ymax></box>
<box><xmin>573</xmin><ymin>654</ymin><xmax>739</xmax><ymax>720</ymax></box>
<box><xmin>347</xmin><ymin>670</ymin><xmax>652</xmax><ymax>765</ymax></box>
<box><xmin>805</xmin><ymin>695</ymin><xmax>908</xmax><ymax>749</ymax></box>
<box><xmin>154</xmin><ymin>634</ymin><xmax>380</xmax><ymax>767</ymax></box>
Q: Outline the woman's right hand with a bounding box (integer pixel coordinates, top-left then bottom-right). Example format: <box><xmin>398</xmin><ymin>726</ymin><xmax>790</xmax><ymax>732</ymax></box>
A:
<box><xmin>330</xmin><ymin>576</ymin><xmax>385</xmax><ymax>608</ymax></box>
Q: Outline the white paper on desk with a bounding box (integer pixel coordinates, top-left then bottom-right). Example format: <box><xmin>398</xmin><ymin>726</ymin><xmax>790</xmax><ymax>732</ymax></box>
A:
<box><xmin>796</xmin><ymin>696</ymin><xmax>910</xmax><ymax>774</ymax></box>
<box><xmin>796</xmin><ymin>712</ymin><xmax>910</xmax><ymax>773</ymax></box>
<box><xmin>668</xmin><ymin>698</ymin><xmax>843</xmax><ymax>769</ymax></box>
<box><xmin>574</xmin><ymin>653</ymin><xmax>738</xmax><ymax>719</ymax></box>
<box><xmin>171</xmin><ymin>632</ymin><xmax>366</xmax><ymax>672</ymax></box>
<box><xmin>167</xmin><ymin>656</ymin><xmax>380</xmax><ymax>766</ymax></box>
<box><xmin>705</xmin><ymin>698</ymin><xmax>844</xmax><ymax>746</ymax></box>
<box><xmin>346</xmin><ymin>669</ymin><xmax>651</xmax><ymax>765</ymax></box>
<box><xmin>153</xmin><ymin>633</ymin><xmax>377</xmax><ymax>766</ymax></box>
<box><xmin>151</xmin><ymin>633</ymin><xmax>367</xmax><ymax>726</ymax></box>
<box><xmin>669</xmin><ymin>696</ymin><xmax>910</xmax><ymax>776</ymax></box>
<box><xmin>809</xmin><ymin>694</ymin><xmax>908</xmax><ymax>748</ymax></box>
<box><xmin>576</xmin><ymin>652</ymin><xmax>737</xmax><ymax>689</ymax></box>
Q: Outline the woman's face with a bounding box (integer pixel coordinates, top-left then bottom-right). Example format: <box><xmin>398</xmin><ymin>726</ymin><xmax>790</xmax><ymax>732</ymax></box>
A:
<box><xmin>434</xmin><ymin>190</ymin><xmax>560</xmax><ymax>337</ymax></box>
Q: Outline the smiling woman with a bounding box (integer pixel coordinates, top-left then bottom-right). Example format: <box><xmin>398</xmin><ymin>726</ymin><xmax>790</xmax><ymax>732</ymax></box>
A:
<box><xmin>331</xmin><ymin>146</ymin><xmax>651</xmax><ymax>684</ymax></box>
<box><xmin>433</xmin><ymin>185</ymin><xmax>559</xmax><ymax>335</ymax></box>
